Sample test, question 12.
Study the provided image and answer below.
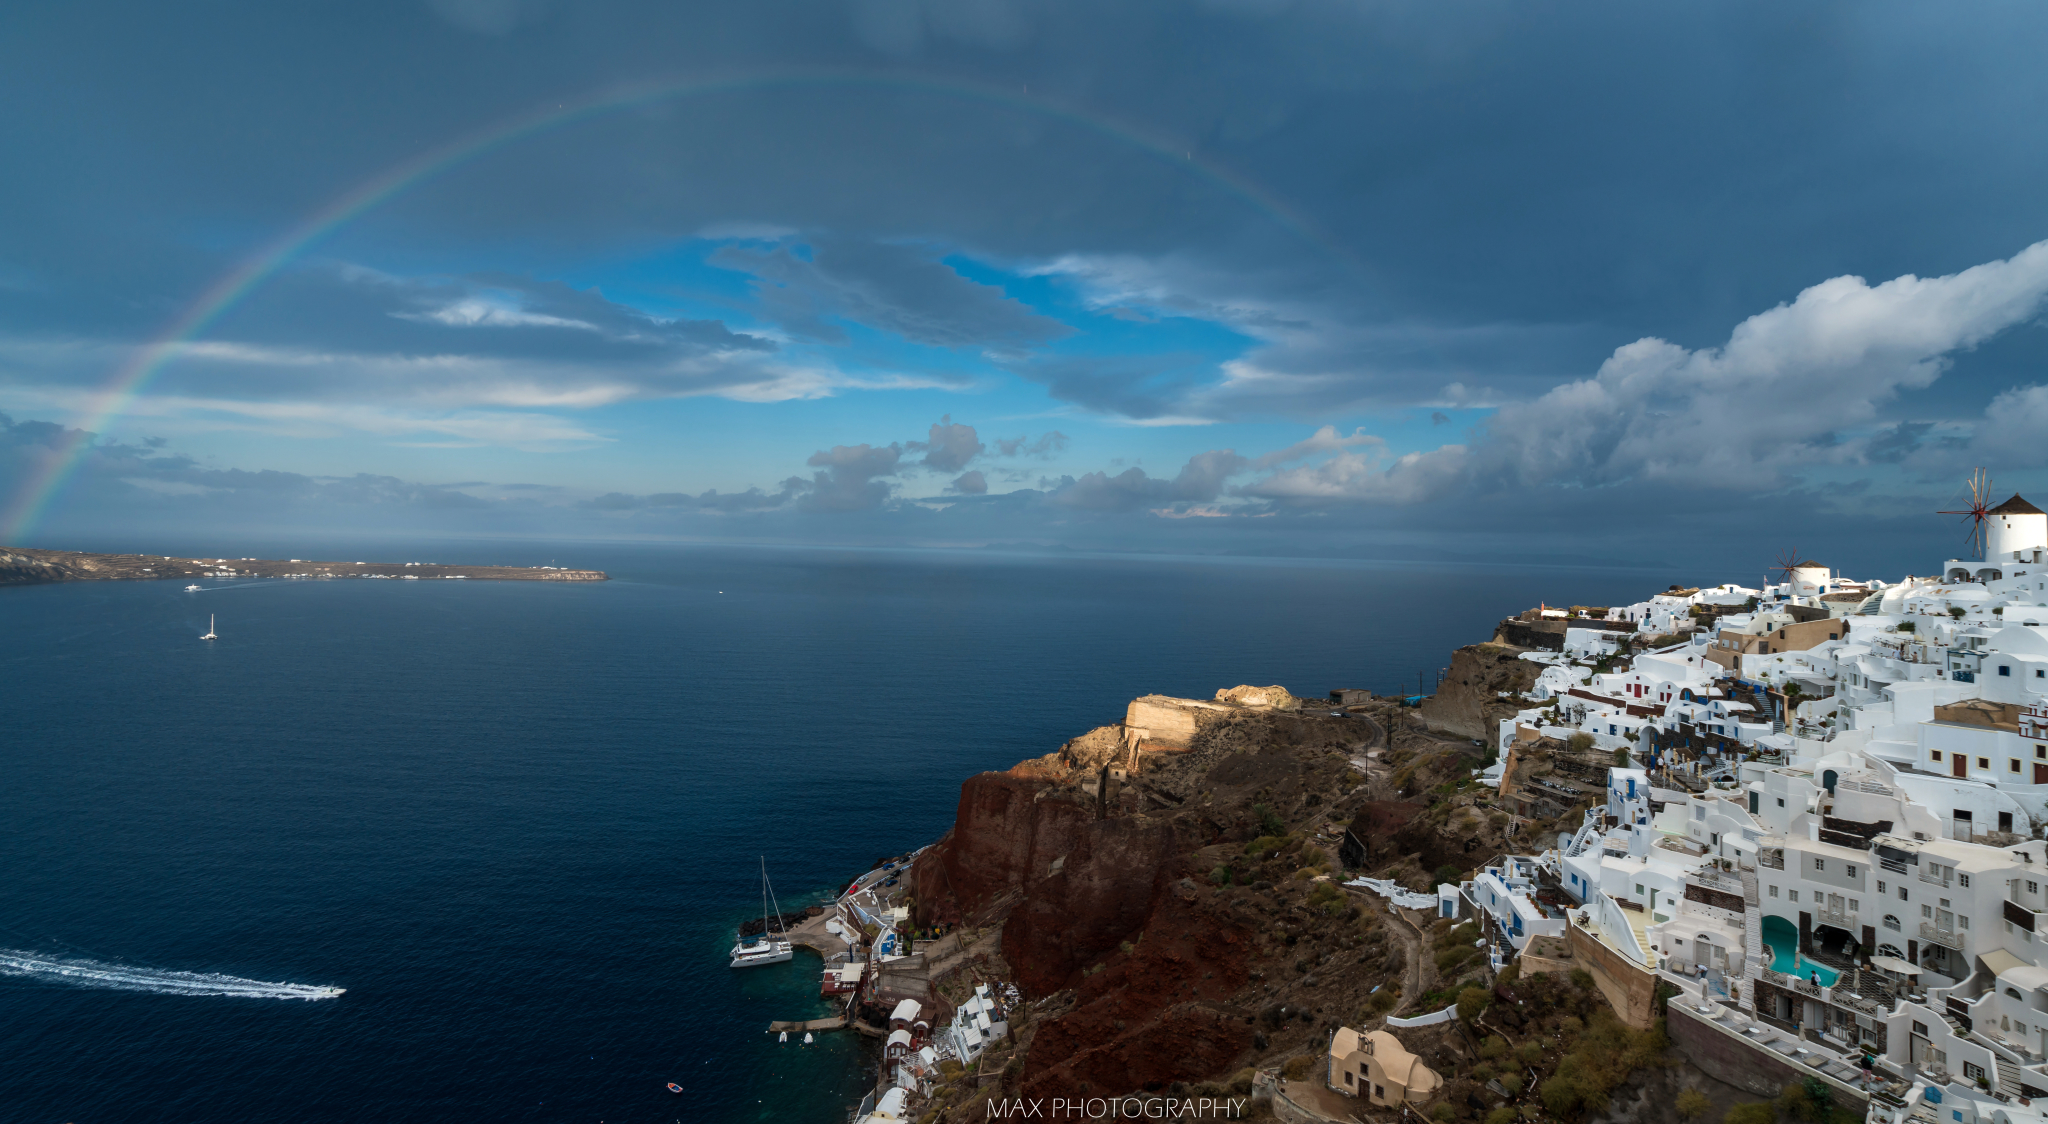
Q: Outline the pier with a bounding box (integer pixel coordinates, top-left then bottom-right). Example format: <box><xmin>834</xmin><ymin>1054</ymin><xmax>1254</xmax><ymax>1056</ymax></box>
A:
<box><xmin>767</xmin><ymin>1015</ymin><xmax>848</xmax><ymax>1034</ymax></box>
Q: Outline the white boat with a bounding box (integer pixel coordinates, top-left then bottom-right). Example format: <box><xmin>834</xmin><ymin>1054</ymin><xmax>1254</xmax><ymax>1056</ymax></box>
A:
<box><xmin>184</xmin><ymin>584</ymin><xmax>202</xmax><ymax>592</ymax></box>
<box><xmin>778</xmin><ymin>1031</ymin><xmax>788</xmax><ymax>1043</ymax></box>
<box><xmin>802</xmin><ymin>1032</ymin><xmax>813</xmax><ymax>1044</ymax></box>
<box><xmin>200</xmin><ymin>614</ymin><xmax>217</xmax><ymax>641</ymax></box>
<box><xmin>729</xmin><ymin>856</ymin><xmax>793</xmax><ymax>968</ymax></box>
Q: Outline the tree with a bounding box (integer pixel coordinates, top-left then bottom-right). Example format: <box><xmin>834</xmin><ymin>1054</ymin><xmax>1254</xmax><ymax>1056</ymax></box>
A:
<box><xmin>1613</xmin><ymin>747</ymin><xmax>1631</xmax><ymax>767</ymax></box>
<box><xmin>1677</xmin><ymin>1089</ymin><xmax>1713</xmax><ymax>1120</ymax></box>
<box><xmin>1725</xmin><ymin>1103</ymin><xmax>1776</xmax><ymax>1124</ymax></box>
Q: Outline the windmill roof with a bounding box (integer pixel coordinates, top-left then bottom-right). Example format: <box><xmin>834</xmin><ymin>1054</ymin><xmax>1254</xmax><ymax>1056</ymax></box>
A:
<box><xmin>1990</xmin><ymin>494</ymin><xmax>2045</xmax><ymax>516</ymax></box>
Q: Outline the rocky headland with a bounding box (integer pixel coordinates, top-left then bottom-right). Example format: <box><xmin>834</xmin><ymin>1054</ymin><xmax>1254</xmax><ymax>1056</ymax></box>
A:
<box><xmin>902</xmin><ymin>676</ymin><xmax>1571</xmax><ymax>1115</ymax></box>
<box><xmin>0</xmin><ymin>547</ymin><xmax>605</xmax><ymax>586</ymax></box>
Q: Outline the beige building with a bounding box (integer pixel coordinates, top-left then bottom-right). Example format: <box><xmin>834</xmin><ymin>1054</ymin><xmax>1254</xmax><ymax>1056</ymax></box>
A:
<box><xmin>1327</xmin><ymin>1027</ymin><xmax>1442</xmax><ymax>1106</ymax></box>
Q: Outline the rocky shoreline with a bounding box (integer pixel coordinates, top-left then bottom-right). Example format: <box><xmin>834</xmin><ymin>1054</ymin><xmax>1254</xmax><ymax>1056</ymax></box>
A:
<box><xmin>0</xmin><ymin>547</ymin><xmax>606</xmax><ymax>586</ymax></box>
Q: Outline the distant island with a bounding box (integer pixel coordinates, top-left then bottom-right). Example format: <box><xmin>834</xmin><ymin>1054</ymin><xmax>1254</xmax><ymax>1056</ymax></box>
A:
<box><xmin>0</xmin><ymin>547</ymin><xmax>606</xmax><ymax>586</ymax></box>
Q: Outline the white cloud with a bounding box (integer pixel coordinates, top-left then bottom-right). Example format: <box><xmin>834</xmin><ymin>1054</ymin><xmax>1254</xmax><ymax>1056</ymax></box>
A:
<box><xmin>1241</xmin><ymin>238</ymin><xmax>2048</xmax><ymax>503</ymax></box>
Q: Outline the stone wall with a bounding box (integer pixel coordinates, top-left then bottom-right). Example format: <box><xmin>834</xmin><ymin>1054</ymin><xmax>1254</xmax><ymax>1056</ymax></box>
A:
<box><xmin>1665</xmin><ymin>1004</ymin><xmax>1870</xmax><ymax>1114</ymax></box>
<box><xmin>1567</xmin><ymin>922</ymin><xmax>1661</xmax><ymax>1031</ymax></box>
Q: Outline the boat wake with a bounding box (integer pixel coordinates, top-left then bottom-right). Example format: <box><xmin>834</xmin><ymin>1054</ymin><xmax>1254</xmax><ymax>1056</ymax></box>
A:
<box><xmin>0</xmin><ymin>950</ymin><xmax>345</xmax><ymax>1000</ymax></box>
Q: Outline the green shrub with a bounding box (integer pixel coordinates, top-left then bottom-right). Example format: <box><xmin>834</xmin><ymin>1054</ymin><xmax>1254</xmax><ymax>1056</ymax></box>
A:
<box><xmin>1435</xmin><ymin>864</ymin><xmax>1464</xmax><ymax>885</ymax></box>
<box><xmin>1210</xmin><ymin>865</ymin><xmax>1233</xmax><ymax>886</ymax></box>
<box><xmin>1516</xmin><ymin>1040</ymin><xmax>1545</xmax><ymax>1065</ymax></box>
<box><xmin>1486</xmin><ymin>1109</ymin><xmax>1519</xmax><ymax>1124</ymax></box>
<box><xmin>1535</xmin><ymin>1007</ymin><xmax>1668</xmax><ymax>1115</ymax></box>
<box><xmin>1245</xmin><ymin>835</ymin><xmax>1285</xmax><ymax>857</ymax></box>
<box><xmin>1457</xmin><ymin>986</ymin><xmax>1492</xmax><ymax>1021</ymax></box>
<box><xmin>1369</xmin><ymin>991</ymin><xmax>1397</xmax><ymax>1014</ymax></box>
<box><xmin>1567</xmin><ymin>732</ymin><xmax>1595</xmax><ymax>752</ymax></box>
<box><xmin>1724</xmin><ymin>1103</ymin><xmax>1776</xmax><ymax>1124</ymax></box>
<box><xmin>1430</xmin><ymin>1104</ymin><xmax>1458</xmax><ymax>1123</ymax></box>
<box><xmin>1478</xmin><ymin>1036</ymin><xmax>1507</xmax><ymax>1060</ymax></box>
<box><xmin>1282</xmin><ymin>1054</ymin><xmax>1317</xmax><ymax>1080</ymax></box>
<box><xmin>1436</xmin><ymin>945</ymin><xmax>1479</xmax><ymax>972</ymax></box>
<box><xmin>1570</xmin><ymin>968</ymin><xmax>1595</xmax><ymax>991</ymax></box>
<box><xmin>1253</xmin><ymin>804</ymin><xmax>1286</xmax><ymax>836</ymax></box>
<box><xmin>1471</xmin><ymin>1064</ymin><xmax>1496</xmax><ymax>1084</ymax></box>
<box><xmin>1677</xmin><ymin>1089</ymin><xmax>1712</xmax><ymax>1120</ymax></box>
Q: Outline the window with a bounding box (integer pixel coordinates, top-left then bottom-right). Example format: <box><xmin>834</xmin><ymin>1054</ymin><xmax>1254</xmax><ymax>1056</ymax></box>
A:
<box><xmin>1636</xmin><ymin>884</ymin><xmax>1645</xmax><ymax>896</ymax></box>
<box><xmin>1770</xmin><ymin>885</ymin><xmax>1780</xmax><ymax>898</ymax></box>
<box><xmin>1815</xmin><ymin>858</ymin><xmax>1826</xmax><ymax>871</ymax></box>
<box><xmin>1960</xmin><ymin>915</ymin><xmax>1970</xmax><ymax>929</ymax></box>
<box><xmin>2001</xmin><ymin>666</ymin><xmax>2012</xmax><ymax>677</ymax></box>
<box><xmin>1913</xmin><ymin>1020</ymin><xmax>1928</xmax><ymax>1037</ymax></box>
<box><xmin>1375</xmin><ymin>1085</ymin><xmax>1386</xmax><ymax>1100</ymax></box>
<box><xmin>2008</xmin><ymin>987</ymin><xmax>2024</xmax><ymax>1000</ymax></box>
<box><xmin>1924</xmin><ymin>904</ymin><xmax>1934</xmax><ymax>919</ymax></box>
<box><xmin>1965</xmin><ymin>1063</ymin><xmax>1986</xmax><ymax>1082</ymax></box>
<box><xmin>2014</xmin><ymin>759</ymin><xmax>2025</xmax><ymax>774</ymax></box>
<box><xmin>1932</xmin><ymin>751</ymin><xmax>1944</xmax><ymax>762</ymax></box>
<box><xmin>1778</xmin><ymin>798</ymin><xmax>1786</xmax><ymax>807</ymax></box>
<box><xmin>1981</xmin><ymin>757</ymin><xmax>1992</xmax><ymax>769</ymax></box>
<box><xmin>2038</xmin><ymin>746</ymin><xmax>2046</xmax><ymax>760</ymax></box>
<box><xmin>1878</xmin><ymin>880</ymin><xmax>1887</xmax><ymax>893</ymax></box>
<box><xmin>1901</xmin><ymin>887</ymin><xmax>1909</xmax><ymax>900</ymax></box>
<box><xmin>2030</xmin><ymin>881</ymin><xmax>2039</xmax><ymax>895</ymax></box>
<box><xmin>1847</xmin><ymin>865</ymin><xmax>1858</xmax><ymax>878</ymax></box>
<box><xmin>1884</xmin><ymin>915</ymin><xmax>1902</xmax><ymax>931</ymax></box>
<box><xmin>1345</xmin><ymin>1072</ymin><xmax>1354</xmax><ymax>1086</ymax></box>
<box><xmin>1850</xmin><ymin>899</ymin><xmax>1860</xmax><ymax>912</ymax></box>
<box><xmin>1961</xmin><ymin>874</ymin><xmax>1972</xmax><ymax>888</ymax></box>
<box><xmin>1789</xmin><ymin>890</ymin><xmax>1799</xmax><ymax>902</ymax></box>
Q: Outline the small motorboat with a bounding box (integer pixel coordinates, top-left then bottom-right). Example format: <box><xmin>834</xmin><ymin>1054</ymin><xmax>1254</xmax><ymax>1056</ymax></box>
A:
<box><xmin>778</xmin><ymin>1031</ymin><xmax>788</xmax><ymax>1042</ymax></box>
<box><xmin>666</xmin><ymin>1082</ymin><xmax>683</xmax><ymax>1095</ymax></box>
<box><xmin>184</xmin><ymin>584</ymin><xmax>202</xmax><ymax>592</ymax></box>
<box><xmin>803</xmin><ymin>1032</ymin><xmax>813</xmax><ymax>1044</ymax></box>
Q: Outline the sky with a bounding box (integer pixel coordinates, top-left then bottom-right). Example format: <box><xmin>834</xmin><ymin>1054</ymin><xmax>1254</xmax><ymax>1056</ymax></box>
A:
<box><xmin>5</xmin><ymin>0</ymin><xmax>2048</xmax><ymax>575</ymax></box>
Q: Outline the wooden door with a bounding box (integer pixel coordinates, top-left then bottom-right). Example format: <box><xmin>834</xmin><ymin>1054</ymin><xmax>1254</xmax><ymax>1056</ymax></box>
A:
<box><xmin>1954</xmin><ymin>754</ymin><xmax>1969</xmax><ymax>778</ymax></box>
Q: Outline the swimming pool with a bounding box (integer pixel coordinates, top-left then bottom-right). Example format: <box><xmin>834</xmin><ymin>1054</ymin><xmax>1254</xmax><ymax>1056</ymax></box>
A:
<box><xmin>1761</xmin><ymin>915</ymin><xmax>1841</xmax><ymax>987</ymax></box>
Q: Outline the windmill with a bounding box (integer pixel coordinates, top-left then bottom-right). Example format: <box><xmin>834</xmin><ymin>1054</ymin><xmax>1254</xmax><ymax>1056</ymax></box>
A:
<box><xmin>1938</xmin><ymin>468</ymin><xmax>1994</xmax><ymax>560</ymax></box>
<box><xmin>1771</xmin><ymin>548</ymin><xmax>1805</xmax><ymax>585</ymax></box>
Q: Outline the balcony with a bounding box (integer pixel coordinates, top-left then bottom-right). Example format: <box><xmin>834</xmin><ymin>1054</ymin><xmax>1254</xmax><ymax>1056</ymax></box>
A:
<box><xmin>1760</xmin><ymin>850</ymin><xmax>1785</xmax><ymax>871</ymax></box>
<box><xmin>1920</xmin><ymin>922</ymin><xmax>1966</xmax><ymax>950</ymax></box>
<box><xmin>1816</xmin><ymin>906</ymin><xmax>1856</xmax><ymax>930</ymax></box>
<box><xmin>1880</xmin><ymin>856</ymin><xmax>1910</xmax><ymax>875</ymax></box>
<box><xmin>1918</xmin><ymin>867</ymin><xmax>1952</xmax><ymax>888</ymax></box>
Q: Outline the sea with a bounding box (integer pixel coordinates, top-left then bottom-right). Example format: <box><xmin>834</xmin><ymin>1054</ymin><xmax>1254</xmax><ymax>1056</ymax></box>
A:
<box><xmin>0</xmin><ymin>542</ymin><xmax>1671</xmax><ymax>1123</ymax></box>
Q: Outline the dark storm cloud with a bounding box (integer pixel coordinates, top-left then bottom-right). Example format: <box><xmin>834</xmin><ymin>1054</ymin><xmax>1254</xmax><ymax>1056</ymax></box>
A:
<box><xmin>1047</xmin><ymin>449</ymin><xmax>1248</xmax><ymax>512</ymax></box>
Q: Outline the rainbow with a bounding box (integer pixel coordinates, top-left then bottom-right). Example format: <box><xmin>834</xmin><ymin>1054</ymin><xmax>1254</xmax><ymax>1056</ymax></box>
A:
<box><xmin>1</xmin><ymin>68</ymin><xmax>1342</xmax><ymax>543</ymax></box>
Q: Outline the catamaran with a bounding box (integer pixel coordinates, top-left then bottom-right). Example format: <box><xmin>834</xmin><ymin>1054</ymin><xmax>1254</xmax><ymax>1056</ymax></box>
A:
<box><xmin>200</xmin><ymin>614</ymin><xmax>217</xmax><ymax>641</ymax></box>
<box><xmin>730</xmin><ymin>856</ymin><xmax>793</xmax><ymax>968</ymax></box>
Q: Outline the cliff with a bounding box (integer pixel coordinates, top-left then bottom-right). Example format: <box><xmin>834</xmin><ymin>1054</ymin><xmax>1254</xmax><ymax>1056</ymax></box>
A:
<box><xmin>909</xmin><ymin>686</ymin><xmax>1479</xmax><ymax>1105</ymax></box>
<box><xmin>1416</xmin><ymin>643</ymin><xmax>1543</xmax><ymax>742</ymax></box>
<box><xmin>0</xmin><ymin>548</ymin><xmax>605</xmax><ymax>586</ymax></box>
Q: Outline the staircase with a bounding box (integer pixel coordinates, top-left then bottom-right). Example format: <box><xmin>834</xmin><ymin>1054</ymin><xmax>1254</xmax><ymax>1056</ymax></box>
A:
<box><xmin>1997</xmin><ymin>1056</ymin><xmax>2023</xmax><ymax>1099</ymax></box>
<box><xmin>1740</xmin><ymin>868</ymin><xmax>1764</xmax><ymax>989</ymax></box>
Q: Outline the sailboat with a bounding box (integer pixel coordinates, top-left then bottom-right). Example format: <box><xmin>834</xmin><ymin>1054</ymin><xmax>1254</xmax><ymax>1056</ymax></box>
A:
<box><xmin>200</xmin><ymin>614</ymin><xmax>217</xmax><ymax>641</ymax></box>
<box><xmin>729</xmin><ymin>856</ymin><xmax>793</xmax><ymax>968</ymax></box>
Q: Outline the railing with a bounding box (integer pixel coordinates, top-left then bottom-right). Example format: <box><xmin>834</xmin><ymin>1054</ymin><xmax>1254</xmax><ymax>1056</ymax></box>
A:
<box><xmin>1880</xmin><ymin>857</ymin><xmax>1910</xmax><ymax>875</ymax></box>
<box><xmin>1793</xmin><ymin>978</ymin><xmax>1824</xmax><ymax>998</ymax></box>
<box><xmin>1691</xmin><ymin>871</ymin><xmax>1747</xmax><ymax>896</ymax></box>
<box><xmin>1817</xmin><ymin>906</ymin><xmax>1856</xmax><ymax>929</ymax></box>
<box><xmin>1835</xmin><ymin>992</ymin><xmax>1886</xmax><ymax>1016</ymax></box>
<box><xmin>1921</xmin><ymin>922</ymin><xmax>1967</xmax><ymax>950</ymax></box>
<box><xmin>1760</xmin><ymin>851</ymin><xmax>1785</xmax><ymax>870</ymax></box>
<box><xmin>1919</xmin><ymin>867</ymin><xmax>1952</xmax><ymax>887</ymax></box>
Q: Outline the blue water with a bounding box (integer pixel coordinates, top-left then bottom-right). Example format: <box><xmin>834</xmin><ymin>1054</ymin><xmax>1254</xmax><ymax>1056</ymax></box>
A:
<box><xmin>1761</xmin><ymin>915</ymin><xmax>1841</xmax><ymax>987</ymax></box>
<box><xmin>0</xmin><ymin>542</ymin><xmax>1660</xmax><ymax>1122</ymax></box>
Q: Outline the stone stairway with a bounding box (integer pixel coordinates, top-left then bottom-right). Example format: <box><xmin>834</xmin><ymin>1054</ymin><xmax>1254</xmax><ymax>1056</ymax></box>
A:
<box><xmin>1997</xmin><ymin>1056</ymin><xmax>2023</xmax><ymax>1099</ymax></box>
<box><xmin>1741</xmin><ymin>868</ymin><xmax>1765</xmax><ymax>989</ymax></box>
